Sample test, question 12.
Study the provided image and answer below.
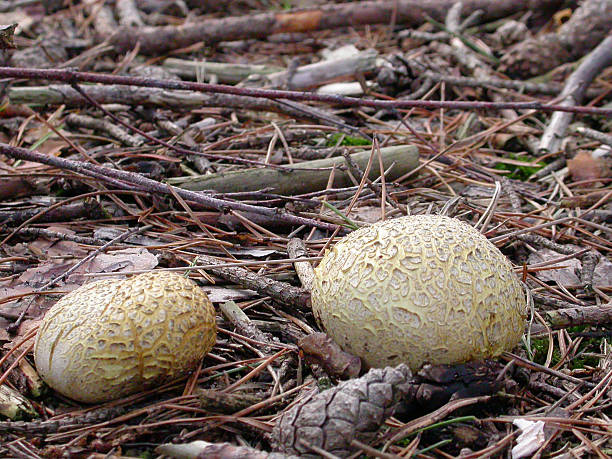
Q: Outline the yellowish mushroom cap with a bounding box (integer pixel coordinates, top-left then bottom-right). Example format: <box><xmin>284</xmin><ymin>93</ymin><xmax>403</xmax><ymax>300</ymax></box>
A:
<box><xmin>34</xmin><ymin>271</ymin><xmax>216</xmax><ymax>403</ymax></box>
<box><xmin>311</xmin><ymin>215</ymin><xmax>526</xmax><ymax>370</ymax></box>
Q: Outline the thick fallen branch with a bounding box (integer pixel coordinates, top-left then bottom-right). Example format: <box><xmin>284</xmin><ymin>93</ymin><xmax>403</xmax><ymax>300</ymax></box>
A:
<box><xmin>170</xmin><ymin>145</ymin><xmax>419</xmax><ymax>195</ymax></box>
<box><xmin>164</xmin><ymin>49</ymin><xmax>378</xmax><ymax>90</ymax></box>
<box><xmin>539</xmin><ymin>35</ymin><xmax>612</xmax><ymax>154</ymax></box>
<box><xmin>108</xmin><ymin>0</ymin><xmax>563</xmax><ymax>55</ymax></box>
<box><xmin>2</xmin><ymin>67</ymin><xmax>612</xmax><ymax>116</ymax></box>
<box><xmin>0</xmin><ymin>143</ymin><xmax>339</xmax><ymax>232</ymax></box>
<box><xmin>500</xmin><ymin>0</ymin><xmax>612</xmax><ymax>78</ymax></box>
<box><xmin>8</xmin><ymin>85</ymin><xmax>347</xmax><ymax>127</ymax></box>
<box><xmin>196</xmin><ymin>254</ymin><xmax>311</xmax><ymax>312</ymax></box>
<box><xmin>530</xmin><ymin>304</ymin><xmax>612</xmax><ymax>335</ymax></box>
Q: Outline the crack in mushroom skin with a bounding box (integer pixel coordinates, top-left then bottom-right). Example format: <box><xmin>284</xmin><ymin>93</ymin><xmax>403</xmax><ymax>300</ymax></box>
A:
<box><xmin>311</xmin><ymin>215</ymin><xmax>527</xmax><ymax>371</ymax></box>
<box><xmin>34</xmin><ymin>272</ymin><xmax>216</xmax><ymax>404</ymax></box>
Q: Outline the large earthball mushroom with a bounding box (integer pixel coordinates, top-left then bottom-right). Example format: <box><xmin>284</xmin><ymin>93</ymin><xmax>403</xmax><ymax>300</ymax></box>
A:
<box><xmin>311</xmin><ymin>215</ymin><xmax>526</xmax><ymax>370</ymax></box>
<box><xmin>34</xmin><ymin>271</ymin><xmax>216</xmax><ymax>403</ymax></box>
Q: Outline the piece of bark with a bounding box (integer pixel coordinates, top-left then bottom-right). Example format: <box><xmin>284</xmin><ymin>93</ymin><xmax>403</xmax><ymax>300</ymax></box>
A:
<box><xmin>109</xmin><ymin>0</ymin><xmax>563</xmax><ymax>55</ymax></box>
<box><xmin>116</xmin><ymin>0</ymin><xmax>144</xmax><ymax>27</ymax></box>
<box><xmin>519</xmin><ymin>234</ymin><xmax>605</xmax><ymax>291</ymax></box>
<box><xmin>83</xmin><ymin>0</ymin><xmax>118</xmax><ymax>38</ymax></box>
<box><xmin>264</xmin><ymin>49</ymin><xmax>378</xmax><ymax>90</ymax></box>
<box><xmin>65</xmin><ymin>113</ymin><xmax>144</xmax><ymax>147</ymax></box>
<box><xmin>0</xmin><ymin>23</ymin><xmax>16</xmax><ymax>49</ymax></box>
<box><xmin>299</xmin><ymin>332</ymin><xmax>361</xmax><ymax>380</ymax></box>
<box><xmin>500</xmin><ymin>0</ymin><xmax>612</xmax><ymax>78</ymax></box>
<box><xmin>9</xmin><ymin>36</ymin><xmax>68</xmax><ymax>68</ymax></box>
<box><xmin>0</xmin><ymin>384</ymin><xmax>36</xmax><ymax>420</ymax></box>
<box><xmin>171</xmin><ymin>145</ymin><xmax>418</xmax><ymax>195</ymax></box>
<box><xmin>0</xmin><ymin>176</ymin><xmax>50</xmax><ymax>201</ymax></box>
<box><xmin>0</xmin><ymin>354</ymin><xmax>45</xmax><ymax>398</ymax></box>
<box><xmin>559</xmin><ymin>190</ymin><xmax>612</xmax><ymax>208</ymax></box>
<box><xmin>574</xmin><ymin>126</ymin><xmax>612</xmax><ymax>148</ymax></box>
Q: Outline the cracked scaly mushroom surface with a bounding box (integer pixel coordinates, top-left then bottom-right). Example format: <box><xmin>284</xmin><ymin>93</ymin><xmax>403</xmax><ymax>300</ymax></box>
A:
<box><xmin>34</xmin><ymin>271</ymin><xmax>216</xmax><ymax>403</ymax></box>
<box><xmin>311</xmin><ymin>215</ymin><xmax>526</xmax><ymax>370</ymax></box>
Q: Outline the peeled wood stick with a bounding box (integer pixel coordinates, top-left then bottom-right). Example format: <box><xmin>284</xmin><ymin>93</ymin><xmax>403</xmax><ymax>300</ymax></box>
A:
<box><xmin>163</xmin><ymin>59</ymin><xmax>282</xmax><ymax>84</ymax></box>
<box><xmin>171</xmin><ymin>145</ymin><xmax>418</xmax><ymax>195</ymax></box>
<box><xmin>164</xmin><ymin>51</ymin><xmax>378</xmax><ymax>91</ymax></box>
<box><xmin>109</xmin><ymin>0</ymin><xmax>563</xmax><ymax>55</ymax></box>
<box><xmin>287</xmin><ymin>239</ymin><xmax>315</xmax><ymax>292</ymax></box>
<box><xmin>539</xmin><ymin>35</ymin><xmax>612</xmax><ymax>154</ymax></box>
<box><xmin>266</xmin><ymin>49</ymin><xmax>378</xmax><ymax>90</ymax></box>
<box><xmin>8</xmin><ymin>85</ymin><xmax>347</xmax><ymax>127</ymax></box>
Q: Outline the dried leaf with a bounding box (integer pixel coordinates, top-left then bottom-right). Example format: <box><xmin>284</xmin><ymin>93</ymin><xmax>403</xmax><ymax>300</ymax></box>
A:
<box><xmin>567</xmin><ymin>150</ymin><xmax>612</xmax><ymax>182</ymax></box>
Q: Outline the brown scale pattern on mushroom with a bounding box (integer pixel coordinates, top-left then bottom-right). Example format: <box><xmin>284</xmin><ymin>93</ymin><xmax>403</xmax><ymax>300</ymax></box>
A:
<box><xmin>312</xmin><ymin>215</ymin><xmax>526</xmax><ymax>370</ymax></box>
<box><xmin>34</xmin><ymin>272</ymin><xmax>216</xmax><ymax>403</ymax></box>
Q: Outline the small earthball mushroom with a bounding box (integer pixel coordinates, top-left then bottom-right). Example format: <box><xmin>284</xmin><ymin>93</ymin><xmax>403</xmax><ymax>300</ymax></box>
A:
<box><xmin>311</xmin><ymin>214</ymin><xmax>527</xmax><ymax>370</ymax></box>
<box><xmin>34</xmin><ymin>271</ymin><xmax>216</xmax><ymax>403</ymax></box>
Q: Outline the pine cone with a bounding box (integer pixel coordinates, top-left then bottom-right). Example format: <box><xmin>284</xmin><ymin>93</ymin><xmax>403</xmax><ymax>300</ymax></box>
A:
<box><xmin>272</xmin><ymin>364</ymin><xmax>413</xmax><ymax>457</ymax></box>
